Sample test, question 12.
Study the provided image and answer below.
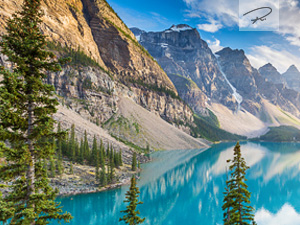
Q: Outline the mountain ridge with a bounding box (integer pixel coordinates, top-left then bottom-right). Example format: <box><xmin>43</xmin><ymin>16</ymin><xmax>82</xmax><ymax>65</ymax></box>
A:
<box><xmin>132</xmin><ymin>25</ymin><xmax>300</xmax><ymax>137</ymax></box>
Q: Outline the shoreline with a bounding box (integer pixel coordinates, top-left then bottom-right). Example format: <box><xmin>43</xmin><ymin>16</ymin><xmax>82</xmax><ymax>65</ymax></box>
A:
<box><xmin>54</xmin><ymin>176</ymin><xmax>133</xmax><ymax>197</ymax></box>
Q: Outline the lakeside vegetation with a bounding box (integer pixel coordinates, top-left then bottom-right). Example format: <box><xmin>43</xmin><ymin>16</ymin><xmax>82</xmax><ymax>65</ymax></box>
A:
<box><xmin>252</xmin><ymin>125</ymin><xmax>300</xmax><ymax>142</ymax></box>
<box><xmin>190</xmin><ymin>113</ymin><xmax>246</xmax><ymax>142</ymax></box>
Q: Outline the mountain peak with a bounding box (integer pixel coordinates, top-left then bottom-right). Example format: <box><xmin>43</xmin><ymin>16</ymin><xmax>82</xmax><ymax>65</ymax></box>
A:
<box><xmin>165</xmin><ymin>24</ymin><xmax>194</xmax><ymax>33</ymax></box>
<box><xmin>259</xmin><ymin>63</ymin><xmax>278</xmax><ymax>72</ymax></box>
<box><xmin>215</xmin><ymin>47</ymin><xmax>245</xmax><ymax>56</ymax></box>
<box><xmin>286</xmin><ymin>65</ymin><xmax>299</xmax><ymax>73</ymax></box>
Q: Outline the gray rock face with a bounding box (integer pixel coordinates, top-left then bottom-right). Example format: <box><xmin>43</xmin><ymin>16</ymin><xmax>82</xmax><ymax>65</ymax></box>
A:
<box><xmin>259</xmin><ymin>63</ymin><xmax>286</xmax><ymax>85</ymax></box>
<box><xmin>168</xmin><ymin>74</ymin><xmax>209</xmax><ymax>115</ymax></box>
<box><xmin>131</xmin><ymin>25</ymin><xmax>237</xmax><ymax>112</ymax></box>
<box><xmin>216</xmin><ymin>47</ymin><xmax>300</xmax><ymax>117</ymax></box>
<box><xmin>282</xmin><ymin>65</ymin><xmax>300</xmax><ymax>92</ymax></box>
<box><xmin>216</xmin><ymin>47</ymin><xmax>259</xmax><ymax>102</ymax></box>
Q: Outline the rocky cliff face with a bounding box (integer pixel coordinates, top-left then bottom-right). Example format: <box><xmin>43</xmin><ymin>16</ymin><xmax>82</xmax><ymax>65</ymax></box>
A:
<box><xmin>81</xmin><ymin>0</ymin><xmax>177</xmax><ymax>93</ymax></box>
<box><xmin>0</xmin><ymin>0</ymin><xmax>194</xmax><ymax>129</ymax></box>
<box><xmin>216</xmin><ymin>47</ymin><xmax>300</xmax><ymax>117</ymax></box>
<box><xmin>282</xmin><ymin>65</ymin><xmax>300</xmax><ymax>92</ymax></box>
<box><xmin>0</xmin><ymin>0</ymin><xmax>107</xmax><ymax>69</ymax></box>
<box><xmin>168</xmin><ymin>74</ymin><xmax>208</xmax><ymax>115</ymax></box>
<box><xmin>131</xmin><ymin>25</ymin><xmax>237</xmax><ymax>112</ymax></box>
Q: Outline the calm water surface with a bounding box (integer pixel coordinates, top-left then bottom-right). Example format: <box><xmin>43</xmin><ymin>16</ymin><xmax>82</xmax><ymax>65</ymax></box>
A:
<box><xmin>53</xmin><ymin>142</ymin><xmax>300</xmax><ymax>225</ymax></box>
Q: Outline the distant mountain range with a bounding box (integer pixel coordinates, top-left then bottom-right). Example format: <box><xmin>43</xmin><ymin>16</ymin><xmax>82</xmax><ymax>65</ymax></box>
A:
<box><xmin>131</xmin><ymin>25</ymin><xmax>300</xmax><ymax>137</ymax></box>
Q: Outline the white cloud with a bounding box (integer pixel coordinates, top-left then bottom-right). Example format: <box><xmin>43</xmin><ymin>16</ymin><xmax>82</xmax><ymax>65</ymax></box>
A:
<box><xmin>246</xmin><ymin>45</ymin><xmax>300</xmax><ymax>73</ymax></box>
<box><xmin>182</xmin><ymin>0</ymin><xmax>239</xmax><ymax>32</ymax></box>
<box><xmin>255</xmin><ymin>204</ymin><xmax>300</xmax><ymax>225</ymax></box>
<box><xmin>197</xmin><ymin>18</ymin><xmax>223</xmax><ymax>33</ymax></box>
<box><xmin>182</xmin><ymin>0</ymin><xmax>300</xmax><ymax>47</ymax></box>
<box><xmin>206</xmin><ymin>38</ymin><xmax>224</xmax><ymax>53</ymax></box>
<box><xmin>279</xmin><ymin>0</ymin><xmax>300</xmax><ymax>47</ymax></box>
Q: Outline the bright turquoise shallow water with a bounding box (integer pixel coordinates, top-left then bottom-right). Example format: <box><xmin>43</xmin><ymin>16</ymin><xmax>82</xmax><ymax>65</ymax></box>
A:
<box><xmin>53</xmin><ymin>142</ymin><xmax>300</xmax><ymax>225</ymax></box>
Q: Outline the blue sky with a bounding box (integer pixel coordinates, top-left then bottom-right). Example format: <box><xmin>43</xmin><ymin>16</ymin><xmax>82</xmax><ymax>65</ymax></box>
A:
<box><xmin>107</xmin><ymin>0</ymin><xmax>300</xmax><ymax>73</ymax></box>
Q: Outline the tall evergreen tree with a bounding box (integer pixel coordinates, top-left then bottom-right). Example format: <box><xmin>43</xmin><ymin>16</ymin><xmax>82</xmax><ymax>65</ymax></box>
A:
<box><xmin>83</xmin><ymin>130</ymin><xmax>90</xmax><ymax>163</ymax></box>
<box><xmin>132</xmin><ymin>152</ymin><xmax>137</xmax><ymax>171</ymax></box>
<box><xmin>0</xmin><ymin>0</ymin><xmax>71</xmax><ymax>223</ymax></box>
<box><xmin>99</xmin><ymin>164</ymin><xmax>107</xmax><ymax>187</ymax></box>
<box><xmin>99</xmin><ymin>140</ymin><xmax>105</xmax><ymax>167</ymax></box>
<box><xmin>119</xmin><ymin>176</ymin><xmax>145</xmax><ymax>225</ymax></box>
<box><xmin>56</xmin><ymin>159</ymin><xmax>63</xmax><ymax>176</ymax></box>
<box><xmin>68</xmin><ymin>124</ymin><xmax>76</xmax><ymax>161</ymax></box>
<box><xmin>222</xmin><ymin>142</ymin><xmax>255</xmax><ymax>225</ymax></box>
<box><xmin>106</xmin><ymin>144</ymin><xmax>110</xmax><ymax>157</ymax></box>
<box><xmin>49</xmin><ymin>158</ymin><xmax>56</xmax><ymax>178</ymax></box>
<box><xmin>79</xmin><ymin>138</ymin><xmax>84</xmax><ymax>164</ymax></box>
<box><xmin>109</xmin><ymin>159</ymin><xmax>115</xmax><ymax>184</ymax></box>
<box><xmin>119</xmin><ymin>151</ymin><xmax>123</xmax><ymax>166</ymax></box>
<box><xmin>57</xmin><ymin>122</ymin><xmax>62</xmax><ymax>160</ymax></box>
<box><xmin>90</xmin><ymin>135</ymin><xmax>98</xmax><ymax>166</ymax></box>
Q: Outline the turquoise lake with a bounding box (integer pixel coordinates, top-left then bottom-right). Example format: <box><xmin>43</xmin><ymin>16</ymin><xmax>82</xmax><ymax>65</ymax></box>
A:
<box><xmin>53</xmin><ymin>142</ymin><xmax>300</xmax><ymax>225</ymax></box>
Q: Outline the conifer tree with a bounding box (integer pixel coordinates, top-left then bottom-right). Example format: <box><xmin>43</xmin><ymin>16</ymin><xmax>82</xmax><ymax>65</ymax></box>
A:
<box><xmin>100</xmin><ymin>164</ymin><xmax>107</xmax><ymax>186</ymax></box>
<box><xmin>83</xmin><ymin>130</ymin><xmax>90</xmax><ymax>163</ymax></box>
<box><xmin>100</xmin><ymin>145</ymin><xmax>105</xmax><ymax>168</ymax></box>
<box><xmin>68</xmin><ymin>124</ymin><xmax>76</xmax><ymax>161</ymax></box>
<box><xmin>50</xmin><ymin>158</ymin><xmax>56</xmax><ymax>178</ymax></box>
<box><xmin>79</xmin><ymin>138</ymin><xmax>84</xmax><ymax>164</ymax></box>
<box><xmin>109</xmin><ymin>159</ymin><xmax>115</xmax><ymax>184</ymax></box>
<box><xmin>74</xmin><ymin>137</ymin><xmax>79</xmax><ymax>161</ymax></box>
<box><xmin>57</xmin><ymin>122</ymin><xmax>63</xmax><ymax>160</ymax></box>
<box><xmin>106</xmin><ymin>144</ymin><xmax>110</xmax><ymax>157</ymax></box>
<box><xmin>119</xmin><ymin>176</ymin><xmax>145</xmax><ymax>225</ymax></box>
<box><xmin>90</xmin><ymin>135</ymin><xmax>98</xmax><ymax>166</ymax></box>
<box><xmin>57</xmin><ymin>159</ymin><xmax>63</xmax><ymax>176</ymax></box>
<box><xmin>99</xmin><ymin>140</ymin><xmax>105</xmax><ymax>167</ymax></box>
<box><xmin>114</xmin><ymin>150</ymin><xmax>119</xmax><ymax>168</ymax></box>
<box><xmin>222</xmin><ymin>142</ymin><xmax>255</xmax><ymax>225</ymax></box>
<box><xmin>0</xmin><ymin>0</ymin><xmax>71</xmax><ymax>223</ymax></box>
<box><xmin>119</xmin><ymin>151</ymin><xmax>123</xmax><ymax>166</ymax></box>
<box><xmin>132</xmin><ymin>152</ymin><xmax>137</xmax><ymax>171</ymax></box>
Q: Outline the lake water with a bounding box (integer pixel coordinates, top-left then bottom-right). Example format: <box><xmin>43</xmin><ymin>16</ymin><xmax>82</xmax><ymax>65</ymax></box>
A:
<box><xmin>53</xmin><ymin>142</ymin><xmax>300</xmax><ymax>225</ymax></box>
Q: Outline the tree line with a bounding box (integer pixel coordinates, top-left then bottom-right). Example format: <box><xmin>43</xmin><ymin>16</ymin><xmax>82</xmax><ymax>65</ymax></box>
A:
<box><xmin>49</xmin><ymin>123</ymin><xmax>128</xmax><ymax>187</ymax></box>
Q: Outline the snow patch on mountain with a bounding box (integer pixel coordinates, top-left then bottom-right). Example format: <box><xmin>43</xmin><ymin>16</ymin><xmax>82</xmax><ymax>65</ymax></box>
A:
<box><xmin>217</xmin><ymin>59</ymin><xmax>243</xmax><ymax>111</ymax></box>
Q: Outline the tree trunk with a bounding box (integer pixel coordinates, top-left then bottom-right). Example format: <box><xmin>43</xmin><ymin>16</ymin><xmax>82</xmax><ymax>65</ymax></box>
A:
<box><xmin>27</xmin><ymin>101</ymin><xmax>36</xmax><ymax>225</ymax></box>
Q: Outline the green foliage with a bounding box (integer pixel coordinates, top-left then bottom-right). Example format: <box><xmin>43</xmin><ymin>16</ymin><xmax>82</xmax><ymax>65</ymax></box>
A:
<box><xmin>49</xmin><ymin>158</ymin><xmax>56</xmax><ymax>178</ymax></box>
<box><xmin>252</xmin><ymin>126</ymin><xmax>300</xmax><ymax>142</ymax></box>
<box><xmin>99</xmin><ymin>164</ymin><xmax>107</xmax><ymax>187</ymax></box>
<box><xmin>46</xmin><ymin>41</ymin><xmax>109</xmax><ymax>73</ymax></box>
<box><xmin>90</xmin><ymin>135</ymin><xmax>98</xmax><ymax>166</ymax></box>
<box><xmin>111</xmin><ymin>134</ymin><xmax>147</xmax><ymax>153</ymax></box>
<box><xmin>128</xmin><ymin>78</ymin><xmax>181</xmax><ymax>100</ymax></box>
<box><xmin>222</xmin><ymin>142</ymin><xmax>255</xmax><ymax>225</ymax></box>
<box><xmin>0</xmin><ymin>0</ymin><xmax>72</xmax><ymax>223</ymax></box>
<box><xmin>56</xmin><ymin>159</ymin><xmax>63</xmax><ymax>176</ymax></box>
<box><xmin>119</xmin><ymin>176</ymin><xmax>145</xmax><ymax>225</ymax></box>
<box><xmin>132</xmin><ymin>152</ymin><xmax>137</xmax><ymax>171</ymax></box>
<box><xmin>190</xmin><ymin>114</ymin><xmax>245</xmax><ymax>142</ymax></box>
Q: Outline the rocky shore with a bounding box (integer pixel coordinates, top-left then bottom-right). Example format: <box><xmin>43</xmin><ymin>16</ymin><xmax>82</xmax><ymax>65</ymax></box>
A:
<box><xmin>49</xmin><ymin>161</ymin><xmax>142</xmax><ymax>196</ymax></box>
